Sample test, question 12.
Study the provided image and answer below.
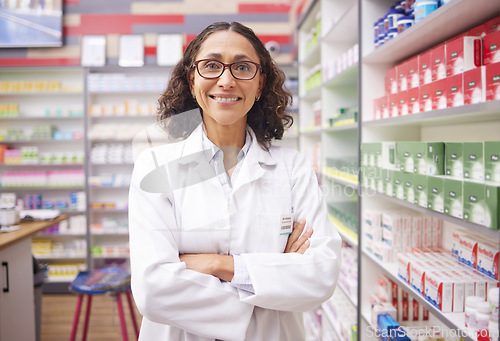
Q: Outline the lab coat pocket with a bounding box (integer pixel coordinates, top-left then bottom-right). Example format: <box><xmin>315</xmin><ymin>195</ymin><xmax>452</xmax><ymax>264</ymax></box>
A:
<box><xmin>257</xmin><ymin>213</ymin><xmax>288</xmax><ymax>253</ymax></box>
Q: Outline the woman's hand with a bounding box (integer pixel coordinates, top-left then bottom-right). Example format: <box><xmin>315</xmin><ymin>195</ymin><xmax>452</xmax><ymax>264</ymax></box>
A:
<box><xmin>179</xmin><ymin>254</ymin><xmax>234</xmax><ymax>282</ymax></box>
<box><xmin>284</xmin><ymin>219</ymin><xmax>313</xmax><ymax>254</ymax></box>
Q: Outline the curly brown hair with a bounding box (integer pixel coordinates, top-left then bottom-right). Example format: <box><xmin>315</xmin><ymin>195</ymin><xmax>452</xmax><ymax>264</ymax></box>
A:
<box><xmin>157</xmin><ymin>21</ymin><xmax>293</xmax><ymax>150</ymax></box>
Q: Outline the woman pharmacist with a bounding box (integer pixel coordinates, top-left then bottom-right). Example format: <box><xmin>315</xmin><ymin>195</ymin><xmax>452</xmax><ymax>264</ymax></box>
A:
<box><xmin>128</xmin><ymin>22</ymin><xmax>341</xmax><ymax>340</ymax></box>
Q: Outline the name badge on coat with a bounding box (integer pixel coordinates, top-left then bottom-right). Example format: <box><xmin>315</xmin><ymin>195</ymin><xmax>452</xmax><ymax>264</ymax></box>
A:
<box><xmin>280</xmin><ymin>214</ymin><xmax>294</xmax><ymax>235</ymax></box>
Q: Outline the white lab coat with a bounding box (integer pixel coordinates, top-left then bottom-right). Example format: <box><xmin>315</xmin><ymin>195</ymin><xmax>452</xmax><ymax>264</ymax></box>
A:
<box><xmin>128</xmin><ymin>124</ymin><xmax>341</xmax><ymax>341</ymax></box>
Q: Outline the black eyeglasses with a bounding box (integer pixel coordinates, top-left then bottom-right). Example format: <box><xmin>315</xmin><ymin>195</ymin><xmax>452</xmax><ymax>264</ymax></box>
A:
<box><xmin>193</xmin><ymin>59</ymin><xmax>262</xmax><ymax>80</ymax></box>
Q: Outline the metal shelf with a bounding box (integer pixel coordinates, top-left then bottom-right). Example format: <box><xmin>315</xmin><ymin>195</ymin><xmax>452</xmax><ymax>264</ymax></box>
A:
<box><xmin>362</xmin><ymin>251</ymin><xmax>476</xmax><ymax>341</ymax></box>
<box><xmin>361</xmin><ymin>187</ymin><xmax>500</xmax><ymax>239</ymax></box>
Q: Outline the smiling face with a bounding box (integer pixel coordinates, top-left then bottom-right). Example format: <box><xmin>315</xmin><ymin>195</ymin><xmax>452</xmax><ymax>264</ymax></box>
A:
<box><xmin>188</xmin><ymin>30</ymin><xmax>266</xmax><ymax>131</ymax></box>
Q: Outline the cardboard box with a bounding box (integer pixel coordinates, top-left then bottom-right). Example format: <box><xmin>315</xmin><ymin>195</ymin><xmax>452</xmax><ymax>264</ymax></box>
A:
<box><xmin>396</xmin><ymin>141</ymin><xmax>415</xmax><ymax>173</ymax></box>
<box><xmin>463</xmin><ymin>66</ymin><xmax>486</xmax><ymax>104</ymax></box>
<box><xmin>397</xmin><ymin>253</ymin><xmax>411</xmax><ymax>284</ymax></box>
<box><xmin>419</xmin><ymin>49</ymin><xmax>433</xmax><ymax>86</ymax></box>
<box><xmin>384</xmin><ymin>169</ymin><xmax>394</xmax><ymax>197</ymax></box>
<box><xmin>407</xmin><ymin>87</ymin><xmax>420</xmax><ymax>114</ymax></box>
<box><xmin>483</xmin><ymin>30</ymin><xmax>500</xmax><ymax>65</ymax></box>
<box><xmin>411</xmin><ymin>214</ymin><xmax>422</xmax><ymax>247</ymax></box>
<box><xmin>409</xmin><ymin>259</ymin><xmax>428</xmax><ymax>295</ymax></box>
<box><xmin>431</xmin><ymin>44</ymin><xmax>447</xmax><ymax>82</ymax></box>
<box><xmin>463</xmin><ymin>142</ymin><xmax>484</xmax><ymax>181</ymax></box>
<box><xmin>431</xmin><ymin>79</ymin><xmax>447</xmax><ymax>110</ymax></box>
<box><xmin>446</xmin><ymin>36</ymin><xmax>483</xmax><ymax>76</ymax></box>
<box><xmin>414</xmin><ymin>142</ymin><xmax>444</xmax><ymax>175</ymax></box>
<box><xmin>485</xmin><ymin>141</ymin><xmax>500</xmax><ymax>183</ymax></box>
<box><xmin>399</xmin><ymin>91</ymin><xmax>409</xmax><ymax>116</ymax></box>
<box><xmin>393</xmin><ymin>170</ymin><xmax>404</xmax><ymax>199</ymax></box>
<box><xmin>389</xmin><ymin>93</ymin><xmax>399</xmax><ymax>117</ymax></box>
<box><xmin>485</xmin><ymin>184</ymin><xmax>499</xmax><ymax>230</ymax></box>
<box><xmin>445</xmin><ymin>142</ymin><xmax>464</xmax><ymax>178</ymax></box>
<box><xmin>485</xmin><ymin>62</ymin><xmax>500</xmax><ymax>101</ymax></box>
<box><xmin>477</xmin><ymin>241</ymin><xmax>499</xmax><ymax>280</ymax></box>
<box><xmin>397</xmin><ymin>60</ymin><xmax>409</xmax><ymax>92</ymax></box>
<box><xmin>404</xmin><ymin>172</ymin><xmax>415</xmax><ymax>204</ymax></box>
<box><xmin>407</xmin><ymin>56</ymin><xmax>420</xmax><ymax>89</ymax></box>
<box><xmin>414</xmin><ymin>174</ymin><xmax>428</xmax><ymax>208</ymax></box>
<box><xmin>378</xmin><ymin>141</ymin><xmax>396</xmax><ymax>169</ymax></box>
<box><xmin>420</xmin><ymin>82</ymin><xmax>433</xmax><ymax>112</ymax></box>
<box><xmin>444</xmin><ymin>177</ymin><xmax>464</xmax><ymax>219</ymax></box>
<box><xmin>427</xmin><ymin>175</ymin><xmax>445</xmax><ymax>213</ymax></box>
<box><xmin>446</xmin><ymin>73</ymin><xmax>464</xmax><ymax>107</ymax></box>
<box><xmin>431</xmin><ymin>216</ymin><xmax>442</xmax><ymax>248</ymax></box>
<box><xmin>457</xmin><ymin>234</ymin><xmax>478</xmax><ymax>269</ymax></box>
<box><xmin>387</xmin><ymin>67</ymin><xmax>398</xmax><ymax>95</ymax></box>
<box><xmin>463</xmin><ymin>180</ymin><xmax>486</xmax><ymax>226</ymax></box>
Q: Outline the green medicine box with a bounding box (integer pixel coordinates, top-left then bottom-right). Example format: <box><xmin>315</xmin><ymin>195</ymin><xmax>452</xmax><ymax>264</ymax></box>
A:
<box><xmin>384</xmin><ymin>169</ymin><xmax>394</xmax><ymax>197</ymax></box>
<box><xmin>393</xmin><ymin>170</ymin><xmax>405</xmax><ymax>200</ymax></box>
<box><xmin>463</xmin><ymin>142</ymin><xmax>484</xmax><ymax>181</ymax></box>
<box><xmin>485</xmin><ymin>184</ymin><xmax>499</xmax><ymax>230</ymax></box>
<box><xmin>404</xmin><ymin>172</ymin><xmax>415</xmax><ymax>204</ymax></box>
<box><xmin>445</xmin><ymin>142</ymin><xmax>463</xmax><ymax>178</ymax></box>
<box><xmin>396</xmin><ymin>142</ymin><xmax>415</xmax><ymax>173</ymax></box>
<box><xmin>427</xmin><ymin>175</ymin><xmax>445</xmax><ymax>213</ymax></box>
<box><xmin>414</xmin><ymin>174</ymin><xmax>428</xmax><ymax>208</ymax></box>
<box><xmin>444</xmin><ymin>178</ymin><xmax>464</xmax><ymax>219</ymax></box>
<box><xmin>463</xmin><ymin>181</ymin><xmax>486</xmax><ymax>226</ymax></box>
<box><xmin>485</xmin><ymin>141</ymin><xmax>500</xmax><ymax>183</ymax></box>
<box><xmin>414</xmin><ymin>142</ymin><xmax>444</xmax><ymax>175</ymax></box>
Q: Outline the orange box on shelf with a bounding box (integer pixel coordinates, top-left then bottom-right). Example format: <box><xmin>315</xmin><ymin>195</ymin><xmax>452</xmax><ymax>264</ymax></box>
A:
<box><xmin>420</xmin><ymin>82</ymin><xmax>433</xmax><ymax>112</ymax></box>
<box><xmin>485</xmin><ymin>62</ymin><xmax>500</xmax><ymax>101</ymax></box>
<box><xmin>407</xmin><ymin>87</ymin><xmax>420</xmax><ymax>114</ymax></box>
<box><xmin>446</xmin><ymin>73</ymin><xmax>464</xmax><ymax>107</ymax></box>
<box><xmin>446</xmin><ymin>36</ymin><xmax>483</xmax><ymax>76</ymax></box>
<box><xmin>483</xmin><ymin>30</ymin><xmax>500</xmax><ymax>65</ymax></box>
<box><xmin>431</xmin><ymin>79</ymin><xmax>447</xmax><ymax>110</ymax></box>
<box><xmin>431</xmin><ymin>44</ymin><xmax>447</xmax><ymax>82</ymax></box>
<box><xmin>419</xmin><ymin>49</ymin><xmax>433</xmax><ymax>86</ymax></box>
<box><xmin>464</xmin><ymin>66</ymin><xmax>486</xmax><ymax>104</ymax></box>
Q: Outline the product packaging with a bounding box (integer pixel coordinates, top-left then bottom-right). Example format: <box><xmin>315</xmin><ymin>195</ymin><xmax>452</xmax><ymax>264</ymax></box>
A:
<box><xmin>464</xmin><ymin>181</ymin><xmax>487</xmax><ymax>226</ymax></box>
<box><xmin>419</xmin><ymin>82</ymin><xmax>433</xmax><ymax>112</ymax></box>
<box><xmin>445</xmin><ymin>142</ymin><xmax>464</xmax><ymax>177</ymax></box>
<box><xmin>407</xmin><ymin>87</ymin><xmax>420</xmax><ymax>114</ymax></box>
<box><xmin>476</xmin><ymin>241</ymin><xmax>499</xmax><ymax>280</ymax></box>
<box><xmin>431</xmin><ymin>216</ymin><xmax>442</xmax><ymax>248</ymax></box>
<box><xmin>446</xmin><ymin>73</ymin><xmax>464</xmax><ymax>107</ymax></box>
<box><xmin>484</xmin><ymin>141</ymin><xmax>500</xmax><ymax>183</ymax></box>
<box><xmin>427</xmin><ymin>175</ymin><xmax>444</xmax><ymax>213</ymax></box>
<box><xmin>414</xmin><ymin>174</ymin><xmax>428</xmax><ymax>208</ymax></box>
<box><xmin>457</xmin><ymin>234</ymin><xmax>478</xmax><ymax>270</ymax></box>
<box><xmin>419</xmin><ymin>49</ymin><xmax>433</xmax><ymax>86</ymax></box>
<box><xmin>399</xmin><ymin>90</ymin><xmax>409</xmax><ymax>116</ymax></box>
<box><xmin>443</xmin><ymin>177</ymin><xmax>464</xmax><ymax>219</ymax></box>
<box><xmin>483</xmin><ymin>30</ymin><xmax>500</xmax><ymax>65</ymax></box>
<box><xmin>397</xmin><ymin>60</ymin><xmax>409</xmax><ymax>92</ymax></box>
<box><xmin>445</xmin><ymin>36</ymin><xmax>483</xmax><ymax>76</ymax></box>
<box><xmin>407</xmin><ymin>56</ymin><xmax>420</xmax><ymax>89</ymax></box>
<box><xmin>389</xmin><ymin>93</ymin><xmax>400</xmax><ymax>117</ymax></box>
<box><xmin>431</xmin><ymin>78</ymin><xmax>447</xmax><ymax>110</ymax></box>
<box><xmin>463</xmin><ymin>66</ymin><xmax>486</xmax><ymax>104</ymax></box>
<box><xmin>485</xmin><ymin>62</ymin><xmax>500</xmax><ymax>101</ymax></box>
<box><xmin>393</xmin><ymin>170</ymin><xmax>405</xmax><ymax>200</ymax></box>
<box><xmin>414</xmin><ymin>142</ymin><xmax>444</xmax><ymax>175</ymax></box>
<box><xmin>387</xmin><ymin>67</ymin><xmax>398</xmax><ymax>95</ymax></box>
<box><xmin>463</xmin><ymin>142</ymin><xmax>484</xmax><ymax>181</ymax></box>
<box><xmin>404</xmin><ymin>172</ymin><xmax>415</xmax><ymax>204</ymax></box>
<box><xmin>485</xmin><ymin>183</ymin><xmax>499</xmax><ymax>230</ymax></box>
<box><xmin>431</xmin><ymin>44</ymin><xmax>447</xmax><ymax>82</ymax></box>
<box><xmin>396</xmin><ymin>141</ymin><xmax>415</xmax><ymax>173</ymax></box>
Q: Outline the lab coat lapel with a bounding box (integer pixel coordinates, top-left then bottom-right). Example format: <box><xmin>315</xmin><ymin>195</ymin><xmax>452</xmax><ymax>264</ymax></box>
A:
<box><xmin>233</xmin><ymin>129</ymin><xmax>277</xmax><ymax>193</ymax></box>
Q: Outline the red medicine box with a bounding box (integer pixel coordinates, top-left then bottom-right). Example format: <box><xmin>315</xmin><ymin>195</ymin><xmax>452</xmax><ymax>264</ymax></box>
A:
<box><xmin>483</xmin><ymin>30</ymin><xmax>500</xmax><ymax>65</ymax></box>
<box><xmin>397</xmin><ymin>60</ymin><xmax>410</xmax><ymax>92</ymax></box>
<box><xmin>407</xmin><ymin>87</ymin><xmax>420</xmax><ymax>114</ymax></box>
<box><xmin>389</xmin><ymin>93</ymin><xmax>400</xmax><ymax>117</ymax></box>
<box><xmin>431</xmin><ymin>79</ymin><xmax>447</xmax><ymax>110</ymax></box>
<box><xmin>446</xmin><ymin>36</ymin><xmax>483</xmax><ymax>77</ymax></box>
<box><xmin>419</xmin><ymin>49</ymin><xmax>433</xmax><ymax>86</ymax></box>
<box><xmin>446</xmin><ymin>73</ymin><xmax>464</xmax><ymax>107</ymax></box>
<box><xmin>399</xmin><ymin>90</ymin><xmax>409</xmax><ymax>116</ymax></box>
<box><xmin>386</xmin><ymin>67</ymin><xmax>398</xmax><ymax>95</ymax></box>
<box><xmin>463</xmin><ymin>66</ymin><xmax>486</xmax><ymax>104</ymax></box>
<box><xmin>485</xmin><ymin>62</ymin><xmax>500</xmax><ymax>101</ymax></box>
<box><xmin>431</xmin><ymin>44</ymin><xmax>446</xmax><ymax>82</ymax></box>
<box><xmin>407</xmin><ymin>56</ymin><xmax>419</xmax><ymax>89</ymax></box>
<box><xmin>420</xmin><ymin>82</ymin><xmax>433</xmax><ymax>112</ymax></box>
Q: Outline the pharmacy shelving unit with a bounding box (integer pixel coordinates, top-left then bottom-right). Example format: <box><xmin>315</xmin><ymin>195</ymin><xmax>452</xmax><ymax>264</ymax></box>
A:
<box><xmin>0</xmin><ymin>68</ymin><xmax>86</xmax><ymax>293</ymax></box>
<box><xmin>359</xmin><ymin>0</ymin><xmax>500</xmax><ymax>340</ymax></box>
<box><xmin>298</xmin><ymin>0</ymin><xmax>360</xmax><ymax>339</ymax></box>
<box><xmin>85</xmin><ymin>66</ymin><xmax>169</xmax><ymax>272</ymax></box>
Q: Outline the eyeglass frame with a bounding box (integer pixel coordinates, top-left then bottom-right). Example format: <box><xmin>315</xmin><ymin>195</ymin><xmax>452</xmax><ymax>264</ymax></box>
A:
<box><xmin>192</xmin><ymin>59</ymin><xmax>263</xmax><ymax>80</ymax></box>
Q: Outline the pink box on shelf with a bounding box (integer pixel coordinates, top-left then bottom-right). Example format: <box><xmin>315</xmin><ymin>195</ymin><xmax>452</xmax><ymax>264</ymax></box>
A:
<box><xmin>431</xmin><ymin>79</ymin><xmax>447</xmax><ymax>110</ymax></box>
<box><xmin>389</xmin><ymin>93</ymin><xmax>400</xmax><ymax>117</ymax></box>
<box><xmin>399</xmin><ymin>90</ymin><xmax>409</xmax><ymax>116</ymax></box>
<box><xmin>446</xmin><ymin>73</ymin><xmax>464</xmax><ymax>107</ymax></box>
<box><xmin>464</xmin><ymin>66</ymin><xmax>486</xmax><ymax>104</ymax></box>
<box><xmin>397</xmin><ymin>60</ymin><xmax>410</xmax><ymax>92</ymax></box>
<box><xmin>446</xmin><ymin>36</ymin><xmax>483</xmax><ymax>76</ymax></box>
<box><xmin>420</xmin><ymin>49</ymin><xmax>433</xmax><ymax>86</ymax></box>
<box><xmin>387</xmin><ymin>67</ymin><xmax>398</xmax><ymax>94</ymax></box>
<box><xmin>407</xmin><ymin>56</ymin><xmax>420</xmax><ymax>89</ymax></box>
<box><xmin>420</xmin><ymin>82</ymin><xmax>433</xmax><ymax>112</ymax></box>
<box><xmin>485</xmin><ymin>62</ymin><xmax>500</xmax><ymax>101</ymax></box>
<box><xmin>431</xmin><ymin>44</ymin><xmax>447</xmax><ymax>82</ymax></box>
<box><xmin>407</xmin><ymin>87</ymin><xmax>420</xmax><ymax>114</ymax></box>
<box><xmin>484</xmin><ymin>30</ymin><xmax>500</xmax><ymax>65</ymax></box>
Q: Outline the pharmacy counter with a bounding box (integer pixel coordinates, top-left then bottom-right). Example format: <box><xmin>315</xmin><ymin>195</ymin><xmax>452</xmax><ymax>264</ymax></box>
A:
<box><xmin>0</xmin><ymin>214</ymin><xmax>67</xmax><ymax>341</ymax></box>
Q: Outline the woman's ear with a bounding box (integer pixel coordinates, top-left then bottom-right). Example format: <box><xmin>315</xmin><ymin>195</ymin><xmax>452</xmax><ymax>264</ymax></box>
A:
<box><xmin>187</xmin><ymin>71</ymin><xmax>195</xmax><ymax>93</ymax></box>
<box><xmin>257</xmin><ymin>73</ymin><xmax>266</xmax><ymax>99</ymax></box>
